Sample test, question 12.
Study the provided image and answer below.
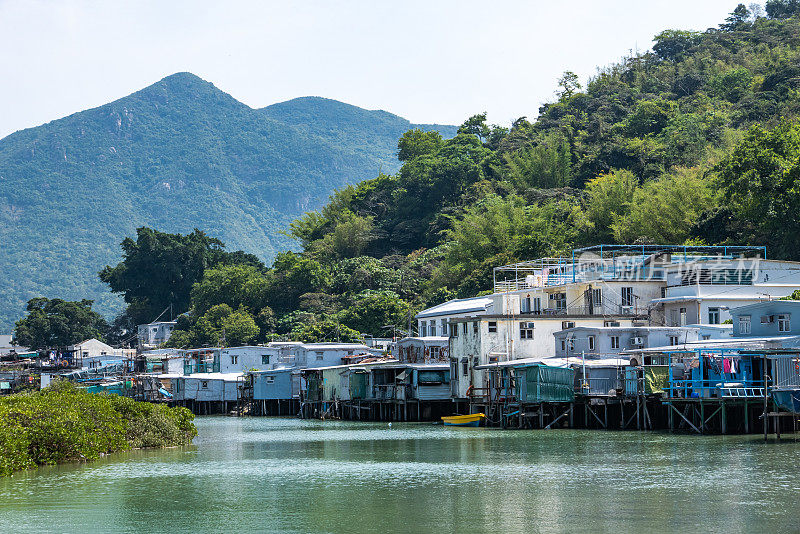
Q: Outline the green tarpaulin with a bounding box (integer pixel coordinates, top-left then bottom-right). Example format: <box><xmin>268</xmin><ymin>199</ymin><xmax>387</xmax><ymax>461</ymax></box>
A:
<box><xmin>521</xmin><ymin>365</ymin><xmax>575</xmax><ymax>402</ymax></box>
<box><xmin>349</xmin><ymin>372</ymin><xmax>368</xmax><ymax>400</ymax></box>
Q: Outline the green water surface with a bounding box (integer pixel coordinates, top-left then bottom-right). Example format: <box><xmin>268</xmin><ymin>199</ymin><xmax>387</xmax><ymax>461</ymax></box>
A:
<box><xmin>1</xmin><ymin>417</ymin><xmax>798</xmax><ymax>533</ymax></box>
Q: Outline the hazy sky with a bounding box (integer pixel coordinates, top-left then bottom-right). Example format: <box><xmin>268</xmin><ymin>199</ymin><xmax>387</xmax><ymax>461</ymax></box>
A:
<box><xmin>0</xmin><ymin>0</ymin><xmax>748</xmax><ymax>139</ymax></box>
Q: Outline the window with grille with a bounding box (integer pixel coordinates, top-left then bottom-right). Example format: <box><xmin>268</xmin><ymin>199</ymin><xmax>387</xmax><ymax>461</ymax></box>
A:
<box><xmin>739</xmin><ymin>315</ymin><xmax>751</xmax><ymax>334</ymax></box>
<box><xmin>520</xmin><ymin>322</ymin><xmax>534</xmax><ymax>339</ymax></box>
<box><xmin>779</xmin><ymin>314</ymin><xmax>791</xmax><ymax>332</ymax></box>
<box><xmin>621</xmin><ymin>287</ymin><xmax>634</xmax><ymax>307</ymax></box>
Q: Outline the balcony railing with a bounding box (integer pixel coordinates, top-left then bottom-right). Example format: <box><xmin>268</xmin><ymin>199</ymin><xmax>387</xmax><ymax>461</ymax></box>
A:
<box><xmin>519</xmin><ymin>305</ymin><xmax>645</xmax><ymax>317</ymax></box>
<box><xmin>665</xmin><ymin>379</ymin><xmax>766</xmax><ymax>399</ymax></box>
<box><xmin>183</xmin><ymin>361</ymin><xmax>220</xmax><ymax>374</ymax></box>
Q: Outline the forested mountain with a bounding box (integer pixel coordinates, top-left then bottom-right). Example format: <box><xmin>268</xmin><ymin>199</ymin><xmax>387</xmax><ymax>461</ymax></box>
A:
<box><xmin>152</xmin><ymin>2</ymin><xmax>800</xmax><ymax>347</ymax></box>
<box><xmin>0</xmin><ymin>72</ymin><xmax>456</xmax><ymax>330</ymax></box>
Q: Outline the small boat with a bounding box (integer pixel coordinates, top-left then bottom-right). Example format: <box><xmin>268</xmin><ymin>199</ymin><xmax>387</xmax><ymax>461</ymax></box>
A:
<box><xmin>772</xmin><ymin>389</ymin><xmax>800</xmax><ymax>413</ymax></box>
<box><xmin>441</xmin><ymin>413</ymin><xmax>485</xmax><ymax>427</ymax></box>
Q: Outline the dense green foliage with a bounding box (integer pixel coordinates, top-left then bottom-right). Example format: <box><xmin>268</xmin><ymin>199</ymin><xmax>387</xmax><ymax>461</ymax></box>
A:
<box><xmin>153</xmin><ymin>6</ymin><xmax>800</xmax><ymax>346</ymax></box>
<box><xmin>713</xmin><ymin>121</ymin><xmax>800</xmax><ymax>259</ymax></box>
<box><xmin>162</xmin><ymin>249</ymin><xmax>413</xmax><ymax>345</ymax></box>
<box><xmin>0</xmin><ymin>73</ymin><xmax>455</xmax><ymax>330</ymax></box>
<box><xmin>13</xmin><ymin>298</ymin><xmax>108</xmax><ymax>350</ymax></box>
<box><xmin>17</xmin><ymin>5</ymin><xmax>800</xmax><ymax>346</ymax></box>
<box><xmin>268</xmin><ymin>5</ymin><xmax>800</xmax><ymax>314</ymax></box>
<box><xmin>99</xmin><ymin>227</ymin><xmax>264</xmax><ymax>328</ymax></box>
<box><xmin>0</xmin><ymin>382</ymin><xmax>196</xmax><ymax>476</ymax></box>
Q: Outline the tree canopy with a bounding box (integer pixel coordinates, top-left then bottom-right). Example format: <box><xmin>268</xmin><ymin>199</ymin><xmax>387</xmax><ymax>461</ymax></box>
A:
<box><xmin>99</xmin><ymin>227</ymin><xmax>264</xmax><ymax>328</ymax></box>
<box><xmin>14</xmin><ymin>298</ymin><xmax>108</xmax><ymax>351</ymax></box>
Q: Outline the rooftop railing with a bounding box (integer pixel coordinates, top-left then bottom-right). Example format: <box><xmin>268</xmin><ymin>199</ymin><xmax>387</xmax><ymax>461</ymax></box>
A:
<box><xmin>493</xmin><ymin>244</ymin><xmax>766</xmax><ymax>293</ymax></box>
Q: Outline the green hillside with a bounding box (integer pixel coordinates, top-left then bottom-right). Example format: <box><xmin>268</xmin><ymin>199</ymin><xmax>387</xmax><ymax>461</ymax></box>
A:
<box><xmin>0</xmin><ymin>73</ymin><xmax>456</xmax><ymax>330</ymax></box>
<box><xmin>156</xmin><ymin>3</ymin><xmax>800</xmax><ymax>346</ymax></box>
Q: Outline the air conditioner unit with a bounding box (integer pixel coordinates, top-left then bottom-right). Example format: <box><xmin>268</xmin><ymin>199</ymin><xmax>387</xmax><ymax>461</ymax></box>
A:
<box><xmin>621</xmin><ymin>306</ymin><xmax>634</xmax><ymax>315</ymax></box>
<box><xmin>631</xmin><ymin>336</ymin><xmax>644</xmax><ymax>346</ymax></box>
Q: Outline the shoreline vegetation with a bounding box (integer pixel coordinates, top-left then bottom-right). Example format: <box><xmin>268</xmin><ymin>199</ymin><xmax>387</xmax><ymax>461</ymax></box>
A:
<box><xmin>0</xmin><ymin>383</ymin><xmax>196</xmax><ymax>477</ymax></box>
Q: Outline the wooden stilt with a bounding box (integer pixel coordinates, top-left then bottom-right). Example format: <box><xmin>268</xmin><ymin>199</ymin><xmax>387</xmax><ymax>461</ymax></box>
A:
<box><xmin>744</xmin><ymin>402</ymin><xmax>749</xmax><ymax>434</ymax></box>
<box><xmin>700</xmin><ymin>400</ymin><xmax>705</xmax><ymax>434</ymax></box>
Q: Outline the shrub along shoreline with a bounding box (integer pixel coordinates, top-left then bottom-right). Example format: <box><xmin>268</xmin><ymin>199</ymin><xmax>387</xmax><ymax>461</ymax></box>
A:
<box><xmin>0</xmin><ymin>382</ymin><xmax>197</xmax><ymax>476</ymax></box>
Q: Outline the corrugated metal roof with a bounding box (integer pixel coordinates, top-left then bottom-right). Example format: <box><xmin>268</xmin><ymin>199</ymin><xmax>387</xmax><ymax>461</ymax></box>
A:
<box><xmin>652</xmin><ymin>295</ymin><xmax>779</xmax><ymax>304</ymax></box>
<box><xmin>629</xmin><ymin>335</ymin><xmax>800</xmax><ymax>353</ymax></box>
<box><xmin>415</xmin><ymin>296</ymin><xmax>493</xmax><ymax>319</ymax></box>
<box><xmin>182</xmin><ymin>372</ymin><xmax>243</xmax><ymax>381</ymax></box>
<box><xmin>728</xmin><ymin>300</ymin><xmax>800</xmax><ymax>313</ymax></box>
<box><xmin>298</xmin><ymin>343</ymin><xmax>370</xmax><ymax>350</ymax></box>
<box><xmin>475</xmin><ymin>356</ymin><xmax>630</xmax><ymax>369</ymax></box>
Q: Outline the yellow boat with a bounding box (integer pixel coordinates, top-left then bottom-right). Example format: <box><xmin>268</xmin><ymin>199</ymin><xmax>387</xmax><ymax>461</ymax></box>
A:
<box><xmin>441</xmin><ymin>413</ymin><xmax>485</xmax><ymax>427</ymax></box>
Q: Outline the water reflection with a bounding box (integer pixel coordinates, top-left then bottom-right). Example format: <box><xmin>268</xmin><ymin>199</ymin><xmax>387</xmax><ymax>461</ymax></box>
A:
<box><xmin>1</xmin><ymin>417</ymin><xmax>798</xmax><ymax>533</ymax></box>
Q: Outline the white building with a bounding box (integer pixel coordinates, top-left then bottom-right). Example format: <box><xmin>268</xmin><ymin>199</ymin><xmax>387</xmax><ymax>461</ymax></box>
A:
<box><xmin>181</xmin><ymin>342</ymin><xmax>371</xmax><ymax>375</ymax></box>
<box><xmin>291</xmin><ymin>343</ymin><xmax>372</xmax><ymax>368</ymax></box>
<box><xmin>552</xmin><ymin>324</ymin><xmax>733</xmax><ymax>359</ymax></box>
<box><xmin>492</xmin><ymin>245</ymin><xmax>800</xmax><ymax>328</ymax></box>
<box><xmin>0</xmin><ymin>335</ymin><xmax>28</xmax><ymax>356</ymax></box>
<box><xmin>68</xmin><ymin>338</ymin><xmax>135</xmax><ymax>369</ymax></box>
<box><xmin>396</xmin><ymin>336</ymin><xmax>450</xmax><ymax>364</ymax></box>
<box><xmin>172</xmin><ymin>372</ymin><xmax>242</xmax><ymax>404</ymax></box>
<box><xmin>415</xmin><ymin>296</ymin><xmax>493</xmax><ymax>337</ymax></box>
<box><xmin>447</xmin><ymin>312</ymin><xmax>643</xmax><ymax>400</ymax></box>
<box><xmin>183</xmin><ymin>344</ymin><xmax>299</xmax><ymax>374</ymax></box>
<box><xmin>141</xmin><ymin>348</ymin><xmax>185</xmax><ymax>374</ymax></box>
<box><xmin>654</xmin><ymin>258</ymin><xmax>800</xmax><ymax>326</ymax></box>
<box><xmin>137</xmin><ymin>321</ymin><xmax>177</xmax><ymax>350</ymax></box>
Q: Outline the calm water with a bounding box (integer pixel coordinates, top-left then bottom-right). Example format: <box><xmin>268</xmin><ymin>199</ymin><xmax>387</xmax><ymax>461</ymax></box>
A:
<box><xmin>1</xmin><ymin>417</ymin><xmax>799</xmax><ymax>533</ymax></box>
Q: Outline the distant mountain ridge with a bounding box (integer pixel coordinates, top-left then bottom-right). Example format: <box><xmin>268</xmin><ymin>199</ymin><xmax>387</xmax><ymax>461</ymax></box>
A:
<box><xmin>0</xmin><ymin>72</ymin><xmax>456</xmax><ymax>330</ymax></box>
